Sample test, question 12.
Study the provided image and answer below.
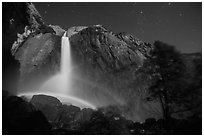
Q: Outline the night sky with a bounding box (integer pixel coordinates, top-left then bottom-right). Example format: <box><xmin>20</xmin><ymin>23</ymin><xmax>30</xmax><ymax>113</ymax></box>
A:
<box><xmin>34</xmin><ymin>2</ymin><xmax>202</xmax><ymax>53</ymax></box>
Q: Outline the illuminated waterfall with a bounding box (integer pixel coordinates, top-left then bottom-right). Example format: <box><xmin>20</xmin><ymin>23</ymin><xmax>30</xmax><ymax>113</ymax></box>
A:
<box><xmin>39</xmin><ymin>32</ymin><xmax>72</xmax><ymax>94</ymax></box>
<box><xmin>61</xmin><ymin>32</ymin><xmax>71</xmax><ymax>76</ymax></box>
<box><xmin>60</xmin><ymin>32</ymin><xmax>71</xmax><ymax>94</ymax></box>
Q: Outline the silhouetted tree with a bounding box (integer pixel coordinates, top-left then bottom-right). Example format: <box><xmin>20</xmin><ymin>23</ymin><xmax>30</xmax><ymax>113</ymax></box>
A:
<box><xmin>146</xmin><ymin>41</ymin><xmax>185</xmax><ymax>123</ymax></box>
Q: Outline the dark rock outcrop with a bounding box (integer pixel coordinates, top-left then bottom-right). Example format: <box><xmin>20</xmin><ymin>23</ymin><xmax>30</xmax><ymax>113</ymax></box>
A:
<box><xmin>2</xmin><ymin>2</ymin><xmax>43</xmax><ymax>59</ymax></box>
<box><xmin>3</xmin><ymin>2</ymin><xmax>43</xmax><ymax>45</ymax></box>
<box><xmin>2</xmin><ymin>90</ymin><xmax>52</xmax><ymax>134</ymax></box>
<box><xmin>30</xmin><ymin>94</ymin><xmax>62</xmax><ymax>122</ymax></box>
<box><xmin>3</xmin><ymin>91</ymin><xmax>201</xmax><ymax>135</ymax></box>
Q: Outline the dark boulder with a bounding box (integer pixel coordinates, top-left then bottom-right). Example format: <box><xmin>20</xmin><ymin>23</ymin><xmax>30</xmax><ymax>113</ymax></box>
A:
<box><xmin>2</xmin><ymin>90</ymin><xmax>52</xmax><ymax>134</ymax></box>
<box><xmin>30</xmin><ymin>94</ymin><xmax>62</xmax><ymax>122</ymax></box>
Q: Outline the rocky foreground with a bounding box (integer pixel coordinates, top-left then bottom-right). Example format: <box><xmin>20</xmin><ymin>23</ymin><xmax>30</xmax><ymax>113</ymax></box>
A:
<box><xmin>3</xmin><ymin>90</ymin><xmax>202</xmax><ymax>135</ymax></box>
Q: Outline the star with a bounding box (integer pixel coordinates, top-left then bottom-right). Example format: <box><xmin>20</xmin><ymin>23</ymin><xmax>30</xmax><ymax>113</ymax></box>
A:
<box><xmin>44</xmin><ymin>11</ymin><xmax>47</xmax><ymax>14</ymax></box>
<box><xmin>179</xmin><ymin>13</ymin><xmax>183</xmax><ymax>17</ymax></box>
<box><xmin>47</xmin><ymin>4</ymin><xmax>50</xmax><ymax>7</ymax></box>
<box><xmin>140</xmin><ymin>10</ymin><xmax>143</xmax><ymax>14</ymax></box>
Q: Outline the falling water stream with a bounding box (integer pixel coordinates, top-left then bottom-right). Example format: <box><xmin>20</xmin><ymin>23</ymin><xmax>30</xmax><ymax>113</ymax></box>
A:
<box><xmin>60</xmin><ymin>32</ymin><xmax>71</xmax><ymax>94</ymax></box>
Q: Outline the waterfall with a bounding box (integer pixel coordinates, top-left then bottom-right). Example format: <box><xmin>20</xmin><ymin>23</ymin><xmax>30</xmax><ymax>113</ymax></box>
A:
<box><xmin>39</xmin><ymin>32</ymin><xmax>72</xmax><ymax>94</ymax></box>
<box><xmin>60</xmin><ymin>32</ymin><xmax>71</xmax><ymax>94</ymax></box>
<box><xmin>61</xmin><ymin>32</ymin><xmax>71</xmax><ymax>74</ymax></box>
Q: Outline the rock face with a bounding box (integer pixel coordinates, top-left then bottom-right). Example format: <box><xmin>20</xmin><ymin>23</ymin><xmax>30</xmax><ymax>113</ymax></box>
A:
<box><xmin>3</xmin><ymin>3</ymin><xmax>43</xmax><ymax>50</ymax></box>
<box><xmin>2</xmin><ymin>2</ymin><xmax>43</xmax><ymax>63</ymax></box>
<box><xmin>67</xmin><ymin>26</ymin><xmax>160</xmax><ymax>121</ymax></box>
<box><xmin>69</xmin><ymin>26</ymin><xmax>149</xmax><ymax>72</ymax></box>
<box><xmin>2</xmin><ymin>2</ymin><xmax>65</xmax><ymax>92</ymax></box>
